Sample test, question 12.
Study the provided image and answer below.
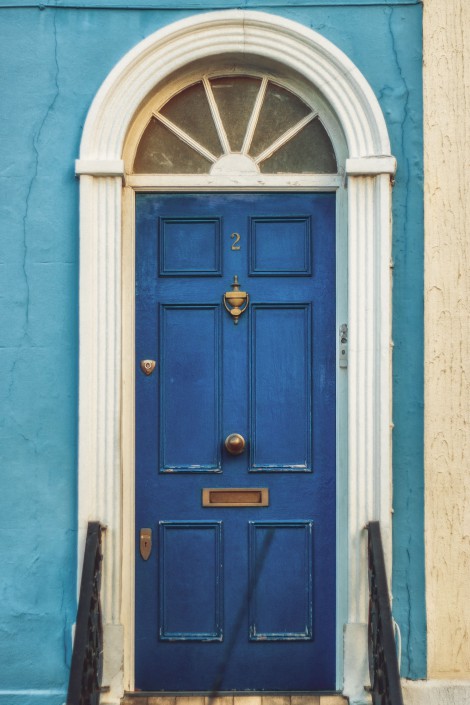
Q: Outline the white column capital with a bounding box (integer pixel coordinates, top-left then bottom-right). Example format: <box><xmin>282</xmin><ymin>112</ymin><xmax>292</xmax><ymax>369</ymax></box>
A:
<box><xmin>76</xmin><ymin>159</ymin><xmax>125</xmax><ymax>177</ymax></box>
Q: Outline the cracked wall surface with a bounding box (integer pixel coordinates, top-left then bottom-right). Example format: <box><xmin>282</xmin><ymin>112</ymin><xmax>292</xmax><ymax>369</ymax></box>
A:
<box><xmin>0</xmin><ymin>1</ymin><xmax>424</xmax><ymax>701</ymax></box>
<box><xmin>424</xmin><ymin>0</ymin><xmax>470</xmax><ymax>679</ymax></box>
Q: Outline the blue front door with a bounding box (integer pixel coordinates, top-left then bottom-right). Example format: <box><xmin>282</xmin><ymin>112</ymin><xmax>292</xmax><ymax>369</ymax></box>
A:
<box><xmin>135</xmin><ymin>192</ymin><xmax>336</xmax><ymax>692</ymax></box>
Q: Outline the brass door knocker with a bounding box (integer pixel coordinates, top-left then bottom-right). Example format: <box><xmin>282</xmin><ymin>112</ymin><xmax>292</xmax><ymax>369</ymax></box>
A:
<box><xmin>223</xmin><ymin>275</ymin><xmax>249</xmax><ymax>324</ymax></box>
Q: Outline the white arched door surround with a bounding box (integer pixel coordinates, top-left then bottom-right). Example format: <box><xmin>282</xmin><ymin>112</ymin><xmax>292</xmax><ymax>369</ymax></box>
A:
<box><xmin>76</xmin><ymin>11</ymin><xmax>396</xmax><ymax>705</ymax></box>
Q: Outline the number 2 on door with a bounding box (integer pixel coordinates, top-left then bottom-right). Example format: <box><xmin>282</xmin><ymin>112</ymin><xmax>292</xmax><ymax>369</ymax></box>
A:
<box><xmin>231</xmin><ymin>232</ymin><xmax>241</xmax><ymax>250</ymax></box>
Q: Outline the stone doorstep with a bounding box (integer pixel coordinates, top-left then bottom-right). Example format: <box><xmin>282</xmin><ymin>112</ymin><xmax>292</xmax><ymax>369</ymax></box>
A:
<box><xmin>121</xmin><ymin>696</ymin><xmax>348</xmax><ymax>705</ymax></box>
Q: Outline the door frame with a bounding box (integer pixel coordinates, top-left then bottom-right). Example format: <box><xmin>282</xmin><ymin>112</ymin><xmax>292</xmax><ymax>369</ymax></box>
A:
<box><xmin>75</xmin><ymin>11</ymin><xmax>396</xmax><ymax>705</ymax></box>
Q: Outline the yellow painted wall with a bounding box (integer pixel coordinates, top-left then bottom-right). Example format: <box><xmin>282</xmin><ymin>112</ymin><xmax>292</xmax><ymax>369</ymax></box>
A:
<box><xmin>424</xmin><ymin>0</ymin><xmax>470</xmax><ymax>678</ymax></box>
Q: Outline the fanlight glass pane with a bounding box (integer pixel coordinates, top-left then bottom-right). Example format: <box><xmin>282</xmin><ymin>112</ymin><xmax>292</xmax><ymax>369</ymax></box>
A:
<box><xmin>132</xmin><ymin>75</ymin><xmax>338</xmax><ymax>175</ymax></box>
<box><xmin>211</xmin><ymin>76</ymin><xmax>262</xmax><ymax>151</ymax></box>
<box><xmin>249</xmin><ymin>82</ymin><xmax>311</xmax><ymax>157</ymax></box>
<box><xmin>160</xmin><ymin>81</ymin><xmax>223</xmax><ymax>158</ymax></box>
<box><xmin>134</xmin><ymin>117</ymin><xmax>212</xmax><ymax>173</ymax></box>
<box><xmin>260</xmin><ymin>118</ymin><xmax>337</xmax><ymax>173</ymax></box>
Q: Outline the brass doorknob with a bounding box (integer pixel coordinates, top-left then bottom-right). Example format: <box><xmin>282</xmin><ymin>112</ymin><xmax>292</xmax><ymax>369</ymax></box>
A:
<box><xmin>224</xmin><ymin>433</ymin><xmax>246</xmax><ymax>455</ymax></box>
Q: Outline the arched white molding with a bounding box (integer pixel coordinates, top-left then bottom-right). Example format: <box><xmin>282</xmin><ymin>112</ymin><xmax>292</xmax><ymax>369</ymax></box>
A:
<box><xmin>77</xmin><ymin>10</ymin><xmax>391</xmax><ymax>162</ymax></box>
<box><xmin>76</xmin><ymin>11</ymin><xmax>395</xmax><ymax>705</ymax></box>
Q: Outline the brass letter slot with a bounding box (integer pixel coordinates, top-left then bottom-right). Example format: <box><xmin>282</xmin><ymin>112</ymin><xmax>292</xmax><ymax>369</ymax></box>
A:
<box><xmin>202</xmin><ymin>488</ymin><xmax>269</xmax><ymax>507</ymax></box>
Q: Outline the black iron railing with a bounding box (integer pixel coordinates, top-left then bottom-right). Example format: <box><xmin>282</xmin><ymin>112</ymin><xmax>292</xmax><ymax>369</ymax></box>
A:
<box><xmin>367</xmin><ymin>521</ymin><xmax>404</xmax><ymax>705</ymax></box>
<box><xmin>67</xmin><ymin>522</ymin><xmax>104</xmax><ymax>705</ymax></box>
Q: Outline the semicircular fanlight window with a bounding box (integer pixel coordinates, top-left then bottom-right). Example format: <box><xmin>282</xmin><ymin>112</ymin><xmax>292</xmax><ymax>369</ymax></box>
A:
<box><xmin>133</xmin><ymin>76</ymin><xmax>337</xmax><ymax>174</ymax></box>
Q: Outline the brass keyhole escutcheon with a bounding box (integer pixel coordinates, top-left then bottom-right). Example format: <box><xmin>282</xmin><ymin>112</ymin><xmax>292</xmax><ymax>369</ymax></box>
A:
<box><xmin>224</xmin><ymin>433</ymin><xmax>246</xmax><ymax>455</ymax></box>
<box><xmin>140</xmin><ymin>528</ymin><xmax>152</xmax><ymax>560</ymax></box>
<box><xmin>140</xmin><ymin>359</ymin><xmax>156</xmax><ymax>376</ymax></box>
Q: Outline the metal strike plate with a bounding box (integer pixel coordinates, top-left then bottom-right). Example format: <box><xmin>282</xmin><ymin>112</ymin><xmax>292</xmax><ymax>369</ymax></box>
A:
<box><xmin>140</xmin><ymin>528</ymin><xmax>152</xmax><ymax>560</ymax></box>
<box><xmin>339</xmin><ymin>323</ymin><xmax>348</xmax><ymax>368</ymax></box>
<box><xmin>140</xmin><ymin>359</ymin><xmax>156</xmax><ymax>376</ymax></box>
<box><xmin>202</xmin><ymin>488</ymin><xmax>269</xmax><ymax>507</ymax></box>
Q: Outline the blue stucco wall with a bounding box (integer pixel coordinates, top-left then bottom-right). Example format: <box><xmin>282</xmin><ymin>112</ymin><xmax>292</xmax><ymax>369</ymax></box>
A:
<box><xmin>0</xmin><ymin>2</ymin><xmax>424</xmax><ymax>701</ymax></box>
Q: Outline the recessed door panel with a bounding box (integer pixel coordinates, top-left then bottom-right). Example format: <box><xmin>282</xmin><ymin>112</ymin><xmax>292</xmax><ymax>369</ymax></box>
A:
<box><xmin>135</xmin><ymin>192</ymin><xmax>336</xmax><ymax>692</ymax></box>
<box><xmin>160</xmin><ymin>304</ymin><xmax>221</xmax><ymax>472</ymax></box>
<box><xmin>159</xmin><ymin>217</ymin><xmax>222</xmax><ymax>276</ymax></box>
<box><xmin>159</xmin><ymin>522</ymin><xmax>223</xmax><ymax>640</ymax></box>
<box><xmin>249</xmin><ymin>216</ymin><xmax>312</xmax><ymax>275</ymax></box>
<box><xmin>250</xmin><ymin>304</ymin><xmax>312</xmax><ymax>471</ymax></box>
<box><xmin>249</xmin><ymin>521</ymin><xmax>313</xmax><ymax>640</ymax></box>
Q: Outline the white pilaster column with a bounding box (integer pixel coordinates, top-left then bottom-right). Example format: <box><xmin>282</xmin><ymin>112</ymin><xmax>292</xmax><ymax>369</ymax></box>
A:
<box><xmin>77</xmin><ymin>168</ymin><xmax>124</xmax><ymax>702</ymax></box>
<box><xmin>344</xmin><ymin>172</ymin><xmax>393</xmax><ymax>705</ymax></box>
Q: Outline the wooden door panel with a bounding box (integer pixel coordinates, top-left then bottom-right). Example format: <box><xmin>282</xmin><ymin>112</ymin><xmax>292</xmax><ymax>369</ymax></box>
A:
<box><xmin>250</xmin><ymin>304</ymin><xmax>312</xmax><ymax>471</ymax></box>
<box><xmin>249</xmin><ymin>521</ymin><xmax>313</xmax><ymax>640</ymax></box>
<box><xmin>159</xmin><ymin>304</ymin><xmax>221</xmax><ymax>472</ymax></box>
<box><xmin>159</xmin><ymin>521</ymin><xmax>223</xmax><ymax>641</ymax></box>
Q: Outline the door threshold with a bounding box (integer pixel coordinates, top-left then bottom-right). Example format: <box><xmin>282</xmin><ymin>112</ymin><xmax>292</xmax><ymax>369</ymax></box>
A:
<box><xmin>124</xmin><ymin>692</ymin><xmax>342</xmax><ymax>696</ymax></box>
<box><xmin>122</xmin><ymin>693</ymin><xmax>347</xmax><ymax>704</ymax></box>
